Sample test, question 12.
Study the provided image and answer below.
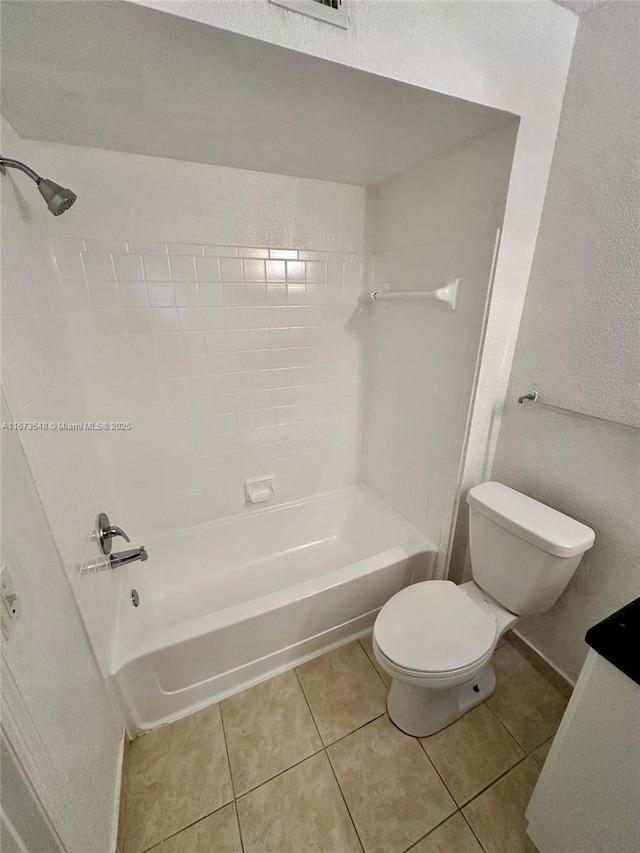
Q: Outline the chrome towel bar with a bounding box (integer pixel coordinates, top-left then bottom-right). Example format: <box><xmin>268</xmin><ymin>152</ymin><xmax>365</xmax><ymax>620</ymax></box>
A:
<box><xmin>517</xmin><ymin>391</ymin><xmax>638</xmax><ymax>432</ymax></box>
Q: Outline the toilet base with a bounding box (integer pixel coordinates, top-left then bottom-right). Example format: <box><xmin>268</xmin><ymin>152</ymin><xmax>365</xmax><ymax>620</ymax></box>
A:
<box><xmin>387</xmin><ymin>664</ymin><xmax>496</xmax><ymax>737</ymax></box>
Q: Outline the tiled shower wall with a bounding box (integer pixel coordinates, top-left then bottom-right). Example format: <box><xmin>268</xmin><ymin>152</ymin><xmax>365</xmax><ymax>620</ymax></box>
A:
<box><xmin>56</xmin><ymin>238</ymin><xmax>365</xmax><ymax>535</ymax></box>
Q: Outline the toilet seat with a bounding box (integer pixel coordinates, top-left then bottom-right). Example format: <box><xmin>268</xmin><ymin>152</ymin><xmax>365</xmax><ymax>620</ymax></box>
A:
<box><xmin>373</xmin><ymin>581</ymin><xmax>497</xmax><ymax>679</ymax></box>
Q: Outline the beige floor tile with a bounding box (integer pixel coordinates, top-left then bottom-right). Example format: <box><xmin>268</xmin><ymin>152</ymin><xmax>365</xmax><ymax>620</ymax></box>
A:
<box><xmin>156</xmin><ymin>803</ymin><xmax>242</xmax><ymax>853</ymax></box>
<box><xmin>530</xmin><ymin>737</ymin><xmax>553</xmax><ymax>770</ymax></box>
<box><xmin>328</xmin><ymin>715</ymin><xmax>456</xmax><ymax>853</ymax></box>
<box><xmin>421</xmin><ymin>703</ymin><xmax>524</xmax><ymax>805</ymax></box>
<box><xmin>297</xmin><ymin>641</ymin><xmax>388</xmax><ymax>744</ymax></box>
<box><xmin>221</xmin><ymin>670</ymin><xmax>322</xmax><ymax>795</ymax></box>
<box><xmin>407</xmin><ymin>812</ymin><xmax>483</xmax><ymax>853</ymax></box>
<box><xmin>123</xmin><ymin>704</ymin><xmax>233</xmax><ymax>853</ymax></box>
<box><xmin>463</xmin><ymin>758</ymin><xmax>540</xmax><ymax>853</ymax></box>
<box><xmin>236</xmin><ymin>752</ymin><xmax>362</xmax><ymax>853</ymax></box>
<box><xmin>487</xmin><ymin>644</ymin><xmax>568</xmax><ymax>752</ymax></box>
<box><xmin>359</xmin><ymin>633</ymin><xmax>392</xmax><ymax>688</ymax></box>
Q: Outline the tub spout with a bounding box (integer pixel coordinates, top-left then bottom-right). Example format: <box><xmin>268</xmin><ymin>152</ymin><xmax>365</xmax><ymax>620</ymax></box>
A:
<box><xmin>110</xmin><ymin>546</ymin><xmax>148</xmax><ymax>569</ymax></box>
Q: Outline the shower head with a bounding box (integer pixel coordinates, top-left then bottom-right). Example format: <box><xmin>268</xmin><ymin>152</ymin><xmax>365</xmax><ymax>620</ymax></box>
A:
<box><xmin>37</xmin><ymin>178</ymin><xmax>77</xmax><ymax>216</ymax></box>
<box><xmin>0</xmin><ymin>156</ymin><xmax>77</xmax><ymax>216</ymax></box>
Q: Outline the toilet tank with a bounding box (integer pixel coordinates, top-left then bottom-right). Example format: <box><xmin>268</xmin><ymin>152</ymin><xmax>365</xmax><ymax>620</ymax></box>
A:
<box><xmin>466</xmin><ymin>483</ymin><xmax>595</xmax><ymax>617</ymax></box>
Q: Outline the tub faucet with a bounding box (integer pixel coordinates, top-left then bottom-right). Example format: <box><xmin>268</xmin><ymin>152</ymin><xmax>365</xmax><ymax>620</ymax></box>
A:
<box><xmin>110</xmin><ymin>546</ymin><xmax>148</xmax><ymax>569</ymax></box>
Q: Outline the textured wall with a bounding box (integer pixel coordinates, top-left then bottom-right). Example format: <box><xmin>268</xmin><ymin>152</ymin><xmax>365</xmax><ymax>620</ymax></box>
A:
<box><xmin>0</xmin><ymin>119</ymin><xmax>127</xmax><ymax>684</ymax></box>
<box><xmin>0</xmin><ymin>402</ymin><xmax>122</xmax><ymax>852</ymax></box>
<box><xmin>8</xmin><ymin>136</ymin><xmax>366</xmax><ymax>252</ymax></box>
<box><xmin>363</xmin><ymin>123</ymin><xmax>517</xmax><ymax>573</ymax></box>
<box><xmin>490</xmin><ymin>1</ymin><xmax>640</xmax><ymax>681</ymax></box>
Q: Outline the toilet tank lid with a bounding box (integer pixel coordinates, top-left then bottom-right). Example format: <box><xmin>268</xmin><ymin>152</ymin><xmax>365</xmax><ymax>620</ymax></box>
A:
<box><xmin>467</xmin><ymin>482</ymin><xmax>595</xmax><ymax>558</ymax></box>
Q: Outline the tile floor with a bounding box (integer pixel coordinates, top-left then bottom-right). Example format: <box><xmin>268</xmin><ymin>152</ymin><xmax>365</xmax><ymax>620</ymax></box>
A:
<box><xmin>118</xmin><ymin>637</ymin><xmax>566</xmax><ymax>853</ymax></box>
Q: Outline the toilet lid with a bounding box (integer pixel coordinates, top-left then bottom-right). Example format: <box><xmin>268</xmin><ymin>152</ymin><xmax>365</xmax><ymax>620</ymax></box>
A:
<box><xmin>374</xmin><ymin>581</ymin><xmax>497</xmax><ymax>674</ymax></box>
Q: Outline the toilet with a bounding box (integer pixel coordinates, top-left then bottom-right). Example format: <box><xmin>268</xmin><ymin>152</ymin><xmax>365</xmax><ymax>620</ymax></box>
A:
<box><xmin>372</xmin><ymin>482</ymin><xmax>595</xmax><ymax>737</ymax></box>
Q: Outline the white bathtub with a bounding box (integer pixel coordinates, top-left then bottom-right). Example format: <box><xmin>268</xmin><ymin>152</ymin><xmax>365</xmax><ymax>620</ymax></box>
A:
<box><xmin>111</xmin><ymin>486</ymin><xmax>435</xmax><ymax>735</ymax></box>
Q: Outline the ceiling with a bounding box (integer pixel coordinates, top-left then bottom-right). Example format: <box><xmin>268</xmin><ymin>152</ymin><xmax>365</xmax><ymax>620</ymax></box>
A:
<box><xmin>551</xmin><ymin>1</ymin><xmax>603</xmax><ymax>15</ymax></box>
<box><xmin>0</xmin><ymin>1</ymin><xmax>513</xmax><ymax>186</ymax></box>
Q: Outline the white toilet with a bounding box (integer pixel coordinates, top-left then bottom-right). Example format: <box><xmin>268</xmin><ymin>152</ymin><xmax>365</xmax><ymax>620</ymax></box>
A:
<box><xmin>372</xmin><ymin>482</ymin><xmax>595</xmax><ymax>737</ymax></box>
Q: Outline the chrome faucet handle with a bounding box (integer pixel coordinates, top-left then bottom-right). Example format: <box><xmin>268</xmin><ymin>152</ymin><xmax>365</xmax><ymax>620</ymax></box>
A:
<box><xmin>104</xmin><ymin>525</ymin><xmax>130</xmax><ymax>543</ymax></box>
<box><xmin>96</xmin><ymin>512</ymin><xmax>130</xmax><ymax>555</ymax></box>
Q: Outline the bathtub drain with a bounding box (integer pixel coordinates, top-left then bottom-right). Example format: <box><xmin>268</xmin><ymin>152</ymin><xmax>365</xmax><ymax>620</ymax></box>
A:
<box><xmin>131</xmin><ymin>589</ymin><xmax>140</xmax><ymax>607</ymax></box>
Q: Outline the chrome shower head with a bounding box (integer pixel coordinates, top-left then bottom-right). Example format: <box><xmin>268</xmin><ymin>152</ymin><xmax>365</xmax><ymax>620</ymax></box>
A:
<box><xmin>37</xmin><ymin>178</ymin><xmax>77</xmax><ymax>216</ymax></box>
<box><xmin>0</xmin><ymin>156</ymin><xmax>77</xmax><ymax>216</ymax></box>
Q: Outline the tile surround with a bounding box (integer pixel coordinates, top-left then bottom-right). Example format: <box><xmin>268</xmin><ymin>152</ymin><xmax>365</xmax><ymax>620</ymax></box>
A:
<box><xmin>121</xmin><ymin>636</ymin><xmax>567</xmax><ymax>852</ymax></box>
<box><xmin>48</xmin><ymin>239</ymin><xmax>365</xmax><ymax>536</ymax></box>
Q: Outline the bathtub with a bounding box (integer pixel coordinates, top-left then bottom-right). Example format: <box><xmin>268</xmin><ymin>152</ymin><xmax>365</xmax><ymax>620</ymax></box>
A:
<box><xmin>111</xmin><ymin>486</ymin><xmax>435</xmax><ymax>735</ymax></box>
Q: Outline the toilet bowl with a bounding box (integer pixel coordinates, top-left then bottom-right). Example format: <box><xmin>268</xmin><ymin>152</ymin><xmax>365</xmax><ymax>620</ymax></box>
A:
<box><xmin>373</xmin><ymin>482</ymin><xmax>595</xmax><ymax>737</ymax></box>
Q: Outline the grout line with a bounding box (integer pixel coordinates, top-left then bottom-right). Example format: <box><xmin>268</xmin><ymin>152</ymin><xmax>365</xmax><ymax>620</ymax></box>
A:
<box><xmin>217</xmin><ymin>703</ymin><xmax>237</xmax><ymax>801</ymax></box>
<box><xmin>233</xmin><ymin>801</ymin><xmax>245</xmax><ymax>853</ymax></box>
<box><xmin>416</xmin><ymin>700</ymin><xmax>544</xmax><ymax>811</ymax></box>
<box><xmin>357</xmin><ymin>636</ymin><xmax>390</xmax><ymax>690</ymax></box>
<box><xmin>233</xmin><ymin>744</ymin><xmax>325</xmax><ymax>799</ymax></box>
<box><xmin>455</xmin><ymin>751</ymin><xmax>529</xmax><ymax>808</ymax></box>
<box><xmin>324</xmin><ymin>711</ymin><xmax>388</xmax><ymax>749</ymax></box>
<box><xmin>217</xmin><ymin>706</ymin><xmax>245</xmax><ymax>852</ymax></box>
<box><xmin>221</xmin><ymin>673</ymin><xmax>323</xmax><ymax>800</ymax></box>
<box><xmin>141</xmin><ymin>802</ymin><xmax>236</xmax><ymax>853</ymax></box>
<box><xmin>324</xmin><ymin>747</ymin><xmax>366</xmax><ymax>853</ymax></box>
<box><xmin>415</xmin><ymin>735</ymin><xmax>461</xmax><ymax>811</ymax></box>
<box><xmin>397</xmin><ymin>810</ymin><xmax>465</xmax><ymax>853</ymax></box>
<box><xmin>293</xmin><ymin>667</ymin><xmax>324</xmax><ymax>744</ymax></box>
<box><xmin>294</xmin><ymin>668</ymin><xmax>365</xmax><ymax>853</ymax></box>
<box><xmin>460</xmin><ymin>809</ymin><xmax>488</xmax><ymax>852</ymax></box>
<box><xmin>460</xmin><ymin>752</ymin><xmax>533</xmax><ymax>811</ymax></box>
<box><xmin>483</xmin><ymin>699</ymin><xmax>532</xmax><ymax>755</ymax></box>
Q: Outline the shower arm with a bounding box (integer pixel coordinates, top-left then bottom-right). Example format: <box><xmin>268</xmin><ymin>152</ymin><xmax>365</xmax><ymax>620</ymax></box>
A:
<box><xmin>0</xmin><ymin>156</ymin><xmax>43</xmax><ymax>184</ymax></box>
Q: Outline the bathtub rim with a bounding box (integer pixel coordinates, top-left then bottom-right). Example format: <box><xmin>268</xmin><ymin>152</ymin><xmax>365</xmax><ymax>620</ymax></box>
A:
<box><xmin>133</xmin><ymin>484</ymin><xmax>413</xmax><ymax>550</ymax></box>
<box><xmin>111</xmin><ymin>536</ymin><xmax>434</xmax><ymax>673</ymax></box>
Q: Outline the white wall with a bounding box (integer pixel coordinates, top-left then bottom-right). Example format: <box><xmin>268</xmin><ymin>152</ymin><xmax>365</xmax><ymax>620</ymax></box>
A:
<box><xmin>16</xmin><ymin>140</ymin><xmax>366</xmax><ymax>252</ymax></box>
<box><xmin>3</xmin><ymin>132</ymin><xmax>367</xmax><ymax>537</ymax></box>
<box><xmin>1</xmin><ymin>119</ymin><xmax>125</xmax><ymax>687</ymax></box>
<box><xmin>136</xmin><ymin>1</ymin><xmax>578</xmax><ymax>529</ymax></box>
<box><xmin>490</xmin><ymin>1</ymin><xmax>640</xmax><ymax>682</ymax></box>
<box><xmin>1</xmin><ymin>397</ymin><xmax>122</xmax><ymax>853</ymax></box>
<box><xmin>363</xmin><ymin>123</ymin><xmax>517</xmax><ymax>571</ymax></box>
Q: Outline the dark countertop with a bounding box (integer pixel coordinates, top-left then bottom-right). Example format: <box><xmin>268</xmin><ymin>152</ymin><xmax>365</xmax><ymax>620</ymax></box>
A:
<box><xmin>585</xmin><ymin>597</ymin><xmax>640</xmax><ymax>687</ymax></box>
